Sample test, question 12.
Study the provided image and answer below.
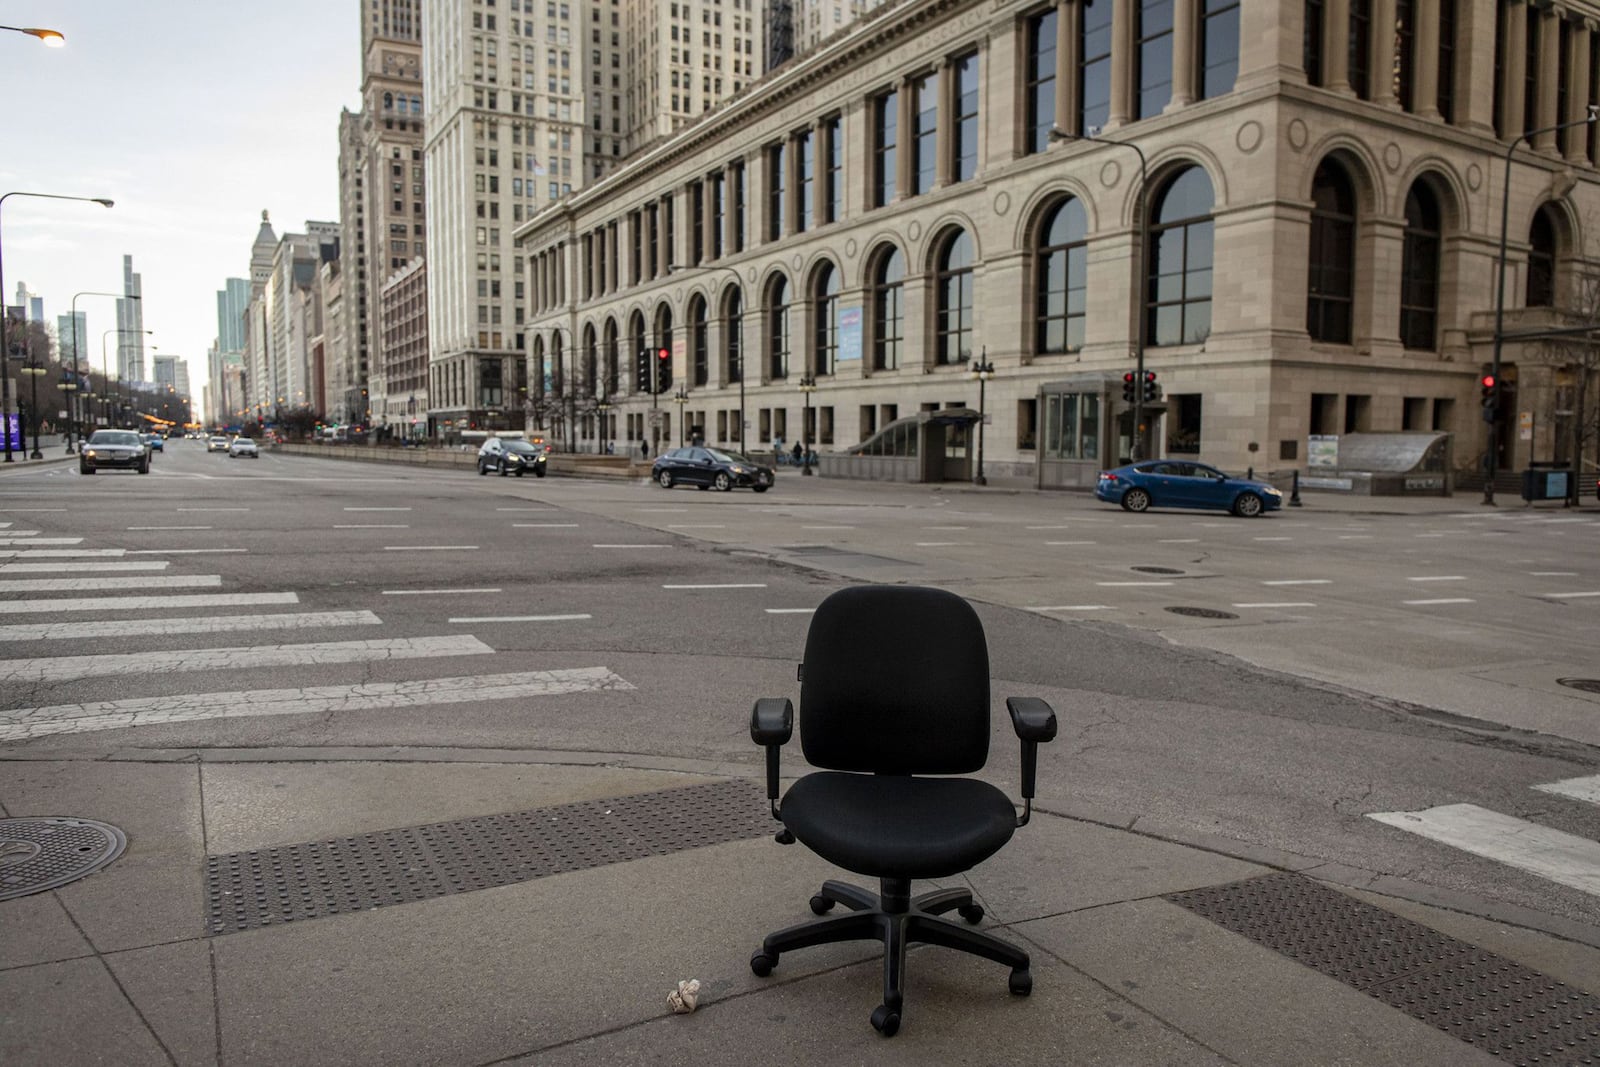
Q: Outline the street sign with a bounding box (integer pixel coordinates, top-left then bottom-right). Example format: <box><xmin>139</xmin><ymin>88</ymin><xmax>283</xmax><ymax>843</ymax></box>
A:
<box><xmin>648</xmin><ymin>410</ymin><xmax>664</xmax><ymax>426</ymax></box>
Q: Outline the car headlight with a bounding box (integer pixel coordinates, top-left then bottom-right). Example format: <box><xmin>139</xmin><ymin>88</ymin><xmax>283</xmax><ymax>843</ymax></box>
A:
<box><xmin>729</xmin><ymin>465</ymin><xmax>745</xmax><ymax>474</ymax></box>
<box><xmin>1263</xmin><ymin>487</ymin><xmax>1282</xmax><ymax>496</ymax></box>
<box><xmin>84</xmin><ymin>450</ymin><xmax>97</xmax><ymax>458</ymax></box>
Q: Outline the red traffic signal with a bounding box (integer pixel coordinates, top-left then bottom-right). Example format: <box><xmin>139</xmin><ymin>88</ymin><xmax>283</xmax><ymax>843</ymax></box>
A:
<box><xmin>1122</xmin><ymin>372</ymin><xmax>1136</xmax><ymax>403</ymax></box>
<box><xmin>658</xmin><ymin>348</ymin><xmax>670</xmax><ymax>361</ymax></box>
<box><xmin>1481</xmin><ymin>374</ymin><xmax>1496</xmax><ymax>389</ymax></box>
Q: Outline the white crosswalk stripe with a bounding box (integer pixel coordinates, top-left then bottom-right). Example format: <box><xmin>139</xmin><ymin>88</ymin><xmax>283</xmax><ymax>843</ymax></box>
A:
<box><xmin>0</xmin><ymin>592</ymin><xmax>297</xmax><ymax>614</ymax></box>
<box><xmin>0</xmin><ymin>575</ymin><xmax>223</xmax><ymax>593</ymax></box>
<box><xmin>0</xmin><ymin>610</ymin><xmax>382</xmax><ymax>642</ymax></box>
<box><xmin>1369</xmin><ymin>778</ymin><xmax>1600</xmax><ymax>898</ymax></box>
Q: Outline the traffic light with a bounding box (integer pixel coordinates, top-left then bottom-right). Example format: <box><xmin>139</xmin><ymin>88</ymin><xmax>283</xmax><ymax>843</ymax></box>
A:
<box><xmin>1141</xmin><ymin>370</ymin><xmax>1159</xmax><ymax>403</ymax></box>
<box><xmin>636</xmin><ymin>347</ymin><xmax>651</xmax><ymax>392</ymax></box>
<box><xmin>655</xmin><ymin>346</ymin><xmax>672</xmax><ymax>394</ymax></box>
<box><xmin>1122</xmin><ymin>372</ymin><xmax>1136</xmax><ymax>403</ymax></box>
<box><xmin>1481</xmin><ymin>374</ymin><xmax>1498</xmax><ymax>422</ymax></box>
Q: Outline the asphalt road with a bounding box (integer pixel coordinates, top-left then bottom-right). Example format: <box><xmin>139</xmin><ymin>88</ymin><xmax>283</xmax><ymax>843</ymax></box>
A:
<box><xmin>2</xmin><ymin>442</ymin><xmax>1597</xmax><ymax>933</ymax></box>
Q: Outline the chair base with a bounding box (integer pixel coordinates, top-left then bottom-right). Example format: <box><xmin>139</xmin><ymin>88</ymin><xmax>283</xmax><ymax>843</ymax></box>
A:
<box><xmin>750</xmin><ymin>877</ymin><xmax>1031</xmax><ymax>1037</ymax></box>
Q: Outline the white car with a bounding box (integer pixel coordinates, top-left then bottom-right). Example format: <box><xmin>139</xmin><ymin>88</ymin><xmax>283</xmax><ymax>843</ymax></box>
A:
<box><xmin>207</xmin><ymin>435</ymin><xmax>230</xmax><ymax>453</ymax></box>
<box><xmin>228</xmin><ymin>437</ymin><xmax>260</xmax><ymax>459</ymax></box>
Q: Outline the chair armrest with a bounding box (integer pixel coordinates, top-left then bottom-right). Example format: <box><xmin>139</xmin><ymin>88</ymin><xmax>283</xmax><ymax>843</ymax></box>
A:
<box><xmin>1005</xmin><ymin>697</ymin><xmax>1058</xmax><ymax>823</ymax></box>
<box><xmin>750</xmin><ymin>697</ymin><xmax>793</xmax><ymax>746</ymax></box>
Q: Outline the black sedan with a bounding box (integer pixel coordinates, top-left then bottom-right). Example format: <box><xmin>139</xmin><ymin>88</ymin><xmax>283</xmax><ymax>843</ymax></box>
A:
<box><xmin>80</xmin><ymin>430</ymin><xmax>150</xmax><ymax>475</ymax></box>
<box><xmin>652</xmin><ymin>446</ymin><xmax>773</xmax><ymax>492</ymax></box>
<box><xmin>477</xmin><ymin>436</ymin><xmax>548</xmax><ymax>477</ymax></box>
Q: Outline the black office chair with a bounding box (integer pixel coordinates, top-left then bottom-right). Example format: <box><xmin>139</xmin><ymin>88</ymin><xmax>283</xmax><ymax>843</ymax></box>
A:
<box><xmin>749</xmin><ymin>585</ymin><xmax>1058</xmax><ymax>1037</ymax></box>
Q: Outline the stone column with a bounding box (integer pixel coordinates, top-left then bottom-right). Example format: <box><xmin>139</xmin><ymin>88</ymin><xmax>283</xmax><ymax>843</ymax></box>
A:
<box><xmin>1167</xmin><ymin>0</ymin><xmax>1198</xmax><ymax>109</ymax></box>
<box><xmin>1236</xmin><ymin>0</ymin><xmax>1308</xmax><ymax>89</ymax></box>
<box><xmin>1414</xmin><ymin>0</ymin><xmax>1441</xmax><ymax>118</ymax></box>
<box><xmin>1502</xmin><ymin>2</ymin><xmax>1528</xmax><ymax>139</ymax></box>
<box><xmin>1453</xmin><ymin>0</ymin><xmax>1495</xmax><ymax>131</ymax></box>
<box><xmin>1107</xmin><ymin>0</ymin><xmax>1133</xmax><ymax>129</ymax></box>
<box><xmin>1325</xmin><ymin>0</ymin><xmax>1353</xmax><ymax>94</ymax></box>
<box><xmin>705</xmin><ymin>175</ymin><xmax>719</xmax><ymax>259</ymax></box>
<box><xmin>1567</xmin><ymin>20</ymin><xmax>1592</xmax><ymax>163</ymax></box>
<box><xmin>1370</xmin><ymin>0</ymin><xmax>1399</xmax><ymax>108</ymax></box>
<box><xmin>935</xmin><ymin>64</ymin><xmax>953</xmax><ymax>187</ymax></box>
<box><xmin>1534</xmin><ymin>6</ymin><xmax>1562</xmax><ymax>150</ymax></box>
<box><xmin>813</xmin><ymin>122</ymin><xmax>829</xmax><ymax>224</ymax></box>
<box><xmin>1058</xmin><ymin>0</ymin><xmax>1081</xmax><ymax>136</ymax></box>
<box><xmin>896</xmin><ymin>81</ymin><xmax>913</xmax><ymax>201</ymax></box>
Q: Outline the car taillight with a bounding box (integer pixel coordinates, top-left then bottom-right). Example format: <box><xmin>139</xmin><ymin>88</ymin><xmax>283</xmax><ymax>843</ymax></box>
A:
<box><xmin>1099</xmin><ymin>472</ymin><xmax>1116</xmax><ymax>483</ymax></box>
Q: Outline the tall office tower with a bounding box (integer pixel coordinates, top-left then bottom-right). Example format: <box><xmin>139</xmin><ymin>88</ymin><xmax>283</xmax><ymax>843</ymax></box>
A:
<box><xmin>763</xmin><ymin>0</ymin><xmax>792</xmax><ymax>72</ymax></box>
<box><xmin>353</xmin><ymin>1</ymin><xmax>425</xmax><ymax>434</ymax></box>
<box><xmin>336</xmin><ymin>108</ymin><xmax>368</xmax><ymax>425</ymax></box>
<box><xmin>214</xmin><ymin>277</ymin><xmax>250</xmax><ymax>424</ymax></box>
<box><xmin>116</xmin><ymin>255</ymin><xmax>146</xmax><ymax>384</ymax></box>
<box><xmin>623</xmin><ymin>0</ymin><xmax>762</xmax><ymax>153</ymax></box>
<box><xmin>57</xmin><ymin>312</ymin><xmax>87</xmax><ymax>367</ymax></box>
<box><xmin>243</xmin><ymin>222</ymin><xmax>338</xmax><ymax>424</ymax></box>
<box><xmin>791</xmin><ymin>0</ymin><xmax>883</xmax><ymax>52</ymax></box>
<box><xmin>14</xmin><ymin>284</ymin><xmax>43</xmax><ymax>329</ymax></box>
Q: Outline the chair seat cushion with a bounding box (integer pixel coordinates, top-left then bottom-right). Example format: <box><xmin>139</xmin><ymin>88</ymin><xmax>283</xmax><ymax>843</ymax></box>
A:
<box><xmin>780</xmin><ymin>772</ymin><xmax>1017</xmax><ymax>880</ymax></box>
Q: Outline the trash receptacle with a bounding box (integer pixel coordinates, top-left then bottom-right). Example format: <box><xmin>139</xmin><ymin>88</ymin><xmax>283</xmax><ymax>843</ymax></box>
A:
<box><xmin>1521</xmin><ymin>467</ymin><xmax>1572</xmax><ymax>501</ymax></box>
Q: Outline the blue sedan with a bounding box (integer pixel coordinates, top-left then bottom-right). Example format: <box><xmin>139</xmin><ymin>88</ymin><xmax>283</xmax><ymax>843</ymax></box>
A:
<box><xmin>1095</xmin><ymin>461</ymin><xmax>1283</xmax><ymax>517</ymax></box>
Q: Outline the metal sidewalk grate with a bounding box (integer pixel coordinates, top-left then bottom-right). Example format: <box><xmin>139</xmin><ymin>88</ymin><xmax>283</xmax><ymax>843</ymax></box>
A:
<box><xmin>1167</xmin><ymin>872</ymin><xmax>1600</xmax><ymax>1064</ymax></box>
<box><xmin>205</xmin><ymin>778</ymin><xmax>770</xmax><ymax>936</ymax></box>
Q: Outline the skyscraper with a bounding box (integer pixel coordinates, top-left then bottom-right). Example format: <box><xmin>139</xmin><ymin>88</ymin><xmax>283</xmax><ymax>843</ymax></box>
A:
<box><xmin>116</xmin><ymin>255</ymin><xmax>145</xmax><ymax>384</ymax></box>
<box><xmin>213</xmin><ymin>277</ymin><xmax>250</xmax><ymax>424</ymax></box>
<box><xmin>57</xmin><ymin>312</ymin><xmax>87</xmax><ymax>367</ymax></box>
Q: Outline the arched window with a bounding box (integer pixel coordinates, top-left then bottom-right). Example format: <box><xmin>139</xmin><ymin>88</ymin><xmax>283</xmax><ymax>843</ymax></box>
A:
<box><xmin>812</xmin><ymin>263</ymin><xmax>841</xmax><ymax>376</ymax></box>
<box><xmin>1399</xmin><ymin>181</ymin><xmax>1441</xmax><ymax>350</ymax></box>
<box><xmin>654</xmin><ymin>304</ymin><xmax>674</xmax><ymax>391</ymax></box>
<box><xmin>581</xmin><ymin>324</ymin><xmax>598</xmax><ymax>394</ymax></box>
<box><xmin>630</xmin><ymin>312</ymin><xmax>649</xmax><ymax>392</ymax></box>
<box><xmin>1526</xmin><ymin>205</ymin><xmax>1558</xmax><ymax>308</ymax></box>
<box><xmin>1147</xmin><ymin>166</ymin><xmax>1214</xmax><ymax>346</ymax></box>
<box><xmin>383</xmin><ymin>92</ymin><xmax>394</xmax><ymax>110</ymax></box>
<box><xmin>689</xmin><ymin>295</ymin><xmax>709</xmax><ymax>386</ymax></box>
<box><xmin>603</xmin><ymin>318</ymin><xmax>619</xmax><ymax>396</ymax></box>
<box><xmin>1036</xmin><ymin>197</ymin><xmax>1088</xmax><ymax>355</ymax></box>
<box><xmin>934</xmin><ymin>229</ymin><xmax>974</xmax><ymax>365</ymax></box>
<box><xmin>1307</xmin><ymin>159</ymin><xmax>1356</xmax><ymax>344</ymax></box>
<box><xmin>871</xmin><ymin>245</ymin><xmax>904</xmax><ymax>371</ymax></box>
<box><xmin>550</xmin><ymin>332</ymin><xmax>564</xmax><ymax>395</ymax></box>
<box><xmin>723</xmin><ymin>287</ymin><xmax>744</xmax><ymax>385</ymax></box>
<box><xmin>532</xmin><ymin>336</ymin><xmax>547</xmax><ymax>400</ymax></box>
<box><xmin>767</xmin><ymin>276</ymin><xmax>790</xmax><ymax>380</ymax></box>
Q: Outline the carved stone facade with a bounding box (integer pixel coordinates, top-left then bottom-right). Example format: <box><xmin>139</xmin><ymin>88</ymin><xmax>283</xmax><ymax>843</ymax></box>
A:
<box><xmin>516</xmin><ymin>0</ymin><xmax>1600</xmax><ymax>482</ymax></box>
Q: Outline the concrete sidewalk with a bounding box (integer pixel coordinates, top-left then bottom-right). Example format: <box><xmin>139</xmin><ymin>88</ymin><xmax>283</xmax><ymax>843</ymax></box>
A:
<box><xmin>4</xmin><ymin>747</ymin><xmax>1598</xmax><ymax>1066</ymax></box>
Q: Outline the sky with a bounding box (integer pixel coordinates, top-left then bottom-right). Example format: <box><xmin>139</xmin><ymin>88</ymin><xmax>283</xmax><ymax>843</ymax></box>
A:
<box><xmin>3</xmin><ymin>2</ymin><xmax>362</xmax><ymax>422</ymax></box>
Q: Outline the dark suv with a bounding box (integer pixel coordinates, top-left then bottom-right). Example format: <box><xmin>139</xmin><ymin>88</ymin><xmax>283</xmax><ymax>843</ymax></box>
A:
<box><xmin>81</xmin><ymin>430</ymin><xmax>150</xmax><ymax>475</ymax></box>
<box><xmin>477</xmin><ymin>436</ymin><xmax>549</xmax><ymax>477</ymax></box>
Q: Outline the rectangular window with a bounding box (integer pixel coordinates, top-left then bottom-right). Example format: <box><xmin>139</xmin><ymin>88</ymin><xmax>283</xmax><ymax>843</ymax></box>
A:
<box><xmin>1081</xmin><ymin>0</ymin><xmax>1113</xmax><ymax>132</ymax></box>
<box><xmin>689</xmin><ymin>180</ymin><xmax>705</xmax><ymax>264</ymax></box>
<box><xmin>1200</xmin><ymin>0</ymin><xmax>1239</xmax><ymax>99</ymax></box>
<box><xmin>646</xmin><ymin>203</ymin><xmax>659</xmax><ymax>278</ymax></box>
<box><xmin>1393</xmin><ymin>0</ymin><xmax>1414</xmax><ymax>110</ymax></box>
<box><xmin>731</xmin><ymin>161</ymin><xmax>746</xmax><ymax>251</ymax></box>
<box><xmin>1166</xmin><ymin>394</ymin><xmax>1202</xmax><ymax>454</ymax></box>
<box><xmin>1136</xmin><ymin>0</ymin><xmax>1174</xmax><ymax>118</ymax></box>
<box><xmin>766</xmin><ymin>141</ymin><xmax>785</xmax><ymax>240</ymax></box>
<box><xmin>873</xmin><ymin>90</ymin><xmax>898</xmax><ymax>207</ymax></box>
<box><xmin>796</xmin><ymin>130</ymin><xmax>814</xmax><ymax>232</ymax></box>
<box><xmin>1017</xmin><ymin>398</ymin><xmax>1038</xmax><ymax>451</ymax></box>
<box><xmin>1303</xmin><ymin>0</ymin><xmax>1324</xmax><ymax>86</ymax></box>
<box><xmin>710</xmin><ymin>172</ymin><xmax>725</xmax><ymax>258</ymax></box>
<box><xmin>1494</xmin><ymin>0</ymin><xmax>1507</xmax><ymax>136</ymax></box>
<box><xmin>1348</xmin><ymin>0</ymin><xmax>1371</xmax><ymax>100</ymax></box>
<box><xmin>662</xmin><ymin>195</ymin><xmax>675</xmax><ymax>272</ymax></box>
<box><xmin>823</xmin><ymin>117</ymin><xmax>842</xmax><ymax>224</ymax></box>
<box><xmin>1437</xmin><ymin>0</ymin><xmax>1456</xmax><ymax>121</ymax></box>
<box><xmin>1557</xmin><ymin>20</ymin><xmax>1572</xmax><ymax>155</ymax></box>
<box><xmin>1524</xmin><ymin>8</ymin><xmax>1541</xmax><ymax>136</ymax></box>
<box><xmin>953</xmin><ymin>53</ymin><xmax>979</xmax><ymax>181</ymax></box>
<box><xmin>1041</xmin><ymin>393</ymin><xmax>1102</xmax><ymax>461</ymax></box>
<box><xmin>912</xmin><ymin>72</ymin><xmax>938</xmax><ymax>194</ymax></box>
<box><xmin>1026</xmin><ymin>9</ymin><xmax>1058</xmax><ymax>153</ymax></box>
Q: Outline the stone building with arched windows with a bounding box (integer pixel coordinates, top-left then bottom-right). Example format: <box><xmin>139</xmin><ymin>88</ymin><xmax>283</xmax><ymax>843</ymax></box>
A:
<box><xmin>514</xmin><ymin>0</ymin><xmax>1600</xmax><ymax>487</ymax></box>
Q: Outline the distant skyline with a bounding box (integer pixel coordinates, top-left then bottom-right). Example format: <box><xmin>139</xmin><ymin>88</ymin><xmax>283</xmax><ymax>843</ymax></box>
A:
<box><xmin>2</xmin><ymin>3</ymin><xmax>361</xmax><ymax>420</ymax></box>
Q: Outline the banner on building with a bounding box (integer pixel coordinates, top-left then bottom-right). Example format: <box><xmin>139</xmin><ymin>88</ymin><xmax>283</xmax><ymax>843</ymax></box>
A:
<box><xmin>838</xmin><ymin>305</ymin><xmax>863</xmax><ymax>363</ymax></box>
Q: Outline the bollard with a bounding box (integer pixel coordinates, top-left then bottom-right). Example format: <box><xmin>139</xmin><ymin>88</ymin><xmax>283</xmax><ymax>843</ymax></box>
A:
<box><xmin>1246</xmin><ymin>466</ymin><xmax>1254</xmax><ymax>480</ymax></box>
<box><xmin>1289</xmin><ymin>469</ymin><xmax>1303</xmax><ymax>507</ymax></box>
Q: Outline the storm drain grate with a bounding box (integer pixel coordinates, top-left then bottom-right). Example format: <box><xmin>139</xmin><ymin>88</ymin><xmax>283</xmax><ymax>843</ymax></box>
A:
<box><xmin>0</xmin><ymin>817</ymin><xmax>128</xmax><ymax>902</ymax></box>
<box><xmin>1164</xmin><ymin>606</ymin><xmax>1239</xmax><ymax>620</ymax></box>
<box><xmin>1167</xmin><ymin>872</ymin><xmax>1600</xmax><ymax>1063</ymax></box>
<box><xmin>204</xmin><ymin>778</ymin><xmax>770</xmax><ymax>936</ymax></box>
<box><xmin>1557</xmin><ymin>678</ymin><xmax>1600</xmax><ymax>696</ymax></box>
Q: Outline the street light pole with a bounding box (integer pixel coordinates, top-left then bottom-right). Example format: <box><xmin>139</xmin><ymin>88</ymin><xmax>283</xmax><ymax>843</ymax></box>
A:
<box><xmin>970</xmin><ymin>347</ymin><xmax>994</xmax><ymax>486</ymax></box>
<box><xmin>20</xmin><ymin>352</ymin><xmax>45</xmax><ymax>458</ymax></box>
<box><xmin>673</xmin><ymin>388</ymin><xmax>688</xmax><ymax>447</ymax></box>
<box><xmin>0</xmin><ymin>187</ymin><xmax>114</xmax><ymax>460</ymax></box>
<box><xmin>797</xmin><ymin>373</ymin><xmax>817</xmax><ymax>475</ymax></box>
<box><xmin>68</xmin><ymin>290</ymin><xmax>130</xmax><ymax>452</ymax></box>
<box><xmin>1051</xmin><ymin>128</ymin><xmax>1148</xmax><ymax>460</ymax></box>
<box><xmin>1485</xmin><ymin>106</ymin><xmax>1599</xmax><ymax>506</ymax></box>
<box><xmin>103</xmin><ymin>328</ymin><xmax>151</xmax><ymax>430</ymax></box>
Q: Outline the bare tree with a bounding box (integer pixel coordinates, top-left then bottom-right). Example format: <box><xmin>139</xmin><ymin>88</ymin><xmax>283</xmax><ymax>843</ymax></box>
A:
<box><xmin>1529</xmin><ymin>263</ymin><xmax>1600</xmax><ymax>505</ymax></box>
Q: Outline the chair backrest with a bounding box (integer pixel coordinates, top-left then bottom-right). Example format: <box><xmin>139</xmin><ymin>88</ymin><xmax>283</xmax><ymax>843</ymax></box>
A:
<box><xmin>799</xmin><ymin>585</ymin><xmax>990</xmax><ymax>775</ymax></box>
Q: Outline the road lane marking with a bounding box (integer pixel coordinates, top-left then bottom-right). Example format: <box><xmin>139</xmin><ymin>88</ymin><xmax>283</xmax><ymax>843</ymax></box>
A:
<box><xmin>1368</xmin><ymin>804</ymin><xmax>1600</xmax><ymax>896</ymax></box>
<box><xmin>915</xmin><ymin>542</ymin><xmax>969</xmax><ymax>547</ymax></box>
<box><xmin>514</xmin><ymin>523</ymin><xmax>579</xmax><ymax>528</ymax></box>
<box><xmin>495</xmin><ymin>508</ymin><xmax>554</xmax><ymax>512</ymax></box>
<box><xmin>1338</xmin><ymin>535</ymin><xmax>1373</xmax><ymax>540</ymax></box>
<box><xmin>1045</xmin><ymin>540</ymin><xmax>1096</xmax><ymax>546</ymax></box>
<box><xmin>447</xmin><ymin>614</ymin><xmax>593</xmax><ymax>623</ymax></box>
<box><xmin>0</xmin><ymin>666</ymin><xmax>633</xmax><ymax>742</ymax></box>
<box><xmin>0</xmin><ymin>592</ymin><xmax>299</xmax><ymax>615</ymax></box>
<box><xmin>0</xmin><ymin>538</ymin><xmax>81</xmax><ymax>545</ymax></box>
<box><xmin>0</xmin><ymin>509</ymin><xmax>65</xmax><ymax>513</ymax></box>
<box><xmin>126</xmin><ymin>549</ymin><xmax>247</xmax><ymax>555</ymax></box>
<box><xmin>1233</xmin><ymin>602</ymin><xmax>1317</xmax><ymax>609</ymax></box>
<box><xmin>1030</xmin><ymin>605</ymin><xmax>1113</xmax><ymax>612</ymax></box>
<box><xmin>345</xmin><ymin>507</ymin><xmax>412</xmax><ymax>511</ymax></box>
<box><xmin>0</xmin><ymin>529</ymin><xmax>38</xmax><ymax>535</ymax></box>
<box><xmin>1407</xmin><ymin>575</ymin><xmax>1466</xmax><ymax>582</ymax></box>
<box><xmin>382</xmin><ymin>588</ymin><xmax>502</xmax><ymax>596</ymax></box>
<box><xmin>1533</xmin><ymin>775</ymin><xmax>1600</xmax><ymax>805</ymax></box>
<box><xmin>0</xmin><ymin>575</ymin><xmax>222</xmax><ymax>593</ymax></box>
<box><xmin>802</xmin><ymin>525</ymin><xmax>855</xmax><ymax>530</ymax></box>
<box><xmin>1530</xmin><ymin>571</ymin><xmax>1579</xmax><ymax>576</ymax></box>
<box><xmin>1253</xmin><ymin>537</ymin><xmax>1292</xmax><ymax>542</ymax></box>
<box><xmin>1096</xmin><ymin>581</ymin><xmax>1174</xmax><ymax>587</ymax></box>
<box><xmin>1262</xmin><ymin>579</ymin><xmax>1331</xmax><ymax>586</ymax></box>
<box><xmin>1159</xmin><ymin>538</ymin><xmax>1200</xmax><ymax>543</ymax></box>
<box><xmin>0</xmin><ymin>561</ymin><xmax>168</xmax><ymax>573</ymax></box>
<box><xmin>662</xmin><ymin>583</ymin><xmax>767</xmax><ymax>589</ymax></box>
<box><xmin>383</xmin><ymin>545</ymin><xmax>478</xmax><ymax>551</ymax></box>
<box><xmin>1543</xmin><ymin>591</ymin><xmax>1600</xmax><ymax>599</ymax></box>
<box><xmin>0</xmin><ymin>610</ymin><xmax>381</xmax><ymax>643</ymax></box>
<box><xmin>127</xmin><ymin>526</ymin><xmax>212</xmax><ymax>531</ymax></box>
<box><xmin>765</xmin><ymin>608</ymin><xmax>817</xmax><ymax>614</ymax></box>
<box><xmin>0</xmin><ymin>636</ymin><xmax>495</xmax><ymax>685</ymax></box>
<box><xmin>0</xmin><ymin>549</ymin><xmax>125</xmax><ymax>558</ymax></box>
<box><xmin>923</xmin><ymin>526</ymin><xmax>969</xmax><ymax>530</ymax></box>
<box><xmin>1403</xmin><ymin>598</ymin><xmax>1475</xmax><ymax>605</ymax></box>
<box><xmin>667</xmin><ymin>524</ymin><xmax>724</xmax><ymax>529</ymax></box>
<box><xmin>179</xmin><ymin>508</ymin><xmax>248</xmax><ymax>512</ymax></box>
<box><xmin>335</xmin><ymin>524</ymin><xmax>410</xmax><ymax>529</ymax></box>
<box><xmin>636</xmin><ymin>507</ymin><xmax>687</xmax><ymax>512</ymax></box>
<box><xmin>592</xmin><ymin>544</ymin><xmax>670</xmax><ymax>549</ymax></box>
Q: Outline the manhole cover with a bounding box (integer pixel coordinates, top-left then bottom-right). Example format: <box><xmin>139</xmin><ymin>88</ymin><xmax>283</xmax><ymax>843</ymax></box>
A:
<box><xmin>1133</xmin><ymin>566</ymin><xmax>1184</xmax><ymax>575</ymax></box>
<box><xmin>1556</xmin><ymin>677</ymin><xmax>1600</xmax><ymax>695</ymax></box>
<box><xmin>1164</xmin><ymin>606</ymin><xmax>1238</xmax><ymax>620</ymax></box>
<box><xmin>0</xmin><ymin>817</ymin><xmax>127</xmax><ymax>901</ymax></box>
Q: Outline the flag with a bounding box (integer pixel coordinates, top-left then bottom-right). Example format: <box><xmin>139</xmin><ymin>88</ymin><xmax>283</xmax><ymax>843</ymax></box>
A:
<box><xmin>530</xmin><ymin>155</ymin><xmax>547</xmax><ymax>175</ymax></box>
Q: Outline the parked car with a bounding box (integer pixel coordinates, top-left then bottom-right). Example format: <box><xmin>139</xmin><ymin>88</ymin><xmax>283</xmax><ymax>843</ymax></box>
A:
<box><xmin>652</xmin><ymin>446</ymin><xmax>774</xmax><ymax>492</ymax></box>
<box><xmin>228</xmin><ymin>437</ymin><xmax>260</xmax><ymax>459</ymax></box>
<box><xmin>207</xmin><ymin>435</ymin><xmax>230</xmax><ymax>453</ymax></box>
<box><xmin>1095</xmin><ymin>461</ymin><xmax>1282</xmax><ymax>517</ymax></box>
<box><xmin>141</xmin><ymin>433</ymin><xmax>164</xmax><ymax>452</ymax></box>
<box><xmin>477</xmin><ymin>436</ymin><xmax>548</xmax><ymax>477</ymax></box>
<box><xmin>79</xmin><ymin>429</ymin><xmax>150</xmax><ymax>475</ymax></box>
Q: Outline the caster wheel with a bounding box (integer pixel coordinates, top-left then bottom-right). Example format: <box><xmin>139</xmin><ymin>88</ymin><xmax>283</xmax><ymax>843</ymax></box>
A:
<box><xmin>1009</xmin><ymin>968</ymin><xmax>1032</xmax><ymax>996</ymax></box>
<box><xmin>750</xmin><ymin>951</ymin><xmax>777</xmax><ymax>977</ymax></box>
<box><xmin>870</xmin><ymin>1004</ymin><xmax>901</xmax><ymax>1037</ymax></box>
<box><xmin>809</xmin><ymin>894</ymin><xmax>835</xmax><ymax>915</ymax></box>
<box><xmin>957</xmin><ymin>903</ymin><xmax>984</xmax><ymax>924</ymax></box>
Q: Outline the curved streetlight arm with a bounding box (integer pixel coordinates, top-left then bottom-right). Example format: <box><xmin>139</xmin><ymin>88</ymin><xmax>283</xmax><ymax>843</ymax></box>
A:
<box><xmin>0</xmin><ymin>25</ymin><xmax>66</xmax><ymax>46</ymax></box>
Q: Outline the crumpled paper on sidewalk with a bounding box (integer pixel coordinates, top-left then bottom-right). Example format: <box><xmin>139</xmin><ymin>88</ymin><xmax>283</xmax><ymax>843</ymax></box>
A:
<box><xmin>667</xmin><ymin>978</ymin><xmax>701</xmax><ymax>1014</ymax></box>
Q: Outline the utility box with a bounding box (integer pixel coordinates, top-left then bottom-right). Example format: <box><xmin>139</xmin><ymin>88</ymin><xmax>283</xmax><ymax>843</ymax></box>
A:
<box><xmin>1521</xmin><ymin>467</ymin><xmax>1571</xmax><ymax>502</ymax></box>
